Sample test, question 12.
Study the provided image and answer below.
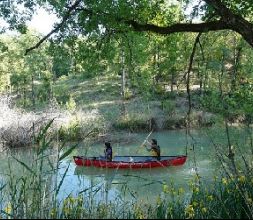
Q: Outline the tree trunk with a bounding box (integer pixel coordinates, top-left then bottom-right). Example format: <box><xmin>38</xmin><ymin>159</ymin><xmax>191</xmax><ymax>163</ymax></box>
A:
<box><xmin>231</xmin><ymin>36</ymin><xmax>242</xmax><ymax>91</ymax></box>
<box><xmin>120</xmin><ymin>48</ymin><xmax>127</xmax><ymax>117</ymax></box>
<box><xmin>31</xmin><ymin>74</ymin><xmax>35</xmax><ymax>110</ymax></box>
<box><xmin>121</xmin><ymin>49</ymin><xmax>126</xmax><ymax>99</ymax></box>
<box><xmin>171</xmin><ymin>72</ymin><xmax>175</xmax><ymax>92</ymax></box>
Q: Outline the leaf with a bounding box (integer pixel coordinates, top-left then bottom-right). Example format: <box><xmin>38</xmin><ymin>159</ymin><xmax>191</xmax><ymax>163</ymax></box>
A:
<box><xmin>37</xmin><ymin>137</ymin><xmax>53</xmax><ymax>156</ymax></box>
<box><xmin>78</xmin><ymin>182</ymin><xmax>101</xmax><ymax>194</ymax></box>
<box><xmin>56</xmin><ymin>163</ymin><xmax>70</xmax><ymax>196</ymax></box>
<box><xmin>0</xmin><ymin>183</ymin><xmax>7</xmax><ymax>192</ymax></box>
<box><xmin>12</xmin><ymin>156</ymin><xmax>37</xmax><ymax>177</ymax></box>
<box><xmin>36</xmin><ymin>118</ymin><xmax>55</xmax><ymax>143</ymax></box>
<box><xmin>59</xmin><ymin>144</ymin><xmax>78</xmax><ymax>162</ymax></box>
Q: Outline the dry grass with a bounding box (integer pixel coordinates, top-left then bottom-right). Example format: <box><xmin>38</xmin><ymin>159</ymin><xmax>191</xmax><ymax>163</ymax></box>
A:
<box><xmin>0</xmin><ymin>96</ymin><xmax>104</xmax><ymax>148</ymax></box>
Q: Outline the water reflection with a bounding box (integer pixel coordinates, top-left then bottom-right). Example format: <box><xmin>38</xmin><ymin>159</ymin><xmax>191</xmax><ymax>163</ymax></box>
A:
<box><xmin>65</xmin><ymin>161</ymin><xmax>193</xmax><ymax>203</ymax></box>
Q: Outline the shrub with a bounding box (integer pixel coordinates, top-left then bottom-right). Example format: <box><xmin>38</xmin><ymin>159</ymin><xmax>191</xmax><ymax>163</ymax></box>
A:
<box><xmin>112</xmin><ymin>115</ymin><xmax>150</xmax><ymax>132</ymax></box>
<box><xmin>58</xmin><ymin>119</ymin><xmax>82</xmax><ymax>141</ymax></box>
<box><xmin>163</xmin><ymin>116</ymin><xmax>186</xmax><ymax>129</ymax></box>
<box><xmin>161</xmin><ymin>100</ymin><xmax>176</xmax><ymax>116</ymax></box>
<box><xmin>66</xmin><ymin>96</ymin><xmax>76</xmax><ymax>112</ymax></box>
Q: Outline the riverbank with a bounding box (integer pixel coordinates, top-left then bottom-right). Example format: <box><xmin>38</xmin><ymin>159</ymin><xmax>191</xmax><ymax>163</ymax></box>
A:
<box><xmin>0</xmin><ymin>74</ymin><xmax>217</xmax><ymax>148</ymax></box>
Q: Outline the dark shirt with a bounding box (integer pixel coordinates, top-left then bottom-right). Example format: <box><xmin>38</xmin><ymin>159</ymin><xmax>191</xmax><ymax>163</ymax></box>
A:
<box><xmin>104</xmin><ymin>147</ymin><xmax>112</xmax><ymax>161</ymax></box>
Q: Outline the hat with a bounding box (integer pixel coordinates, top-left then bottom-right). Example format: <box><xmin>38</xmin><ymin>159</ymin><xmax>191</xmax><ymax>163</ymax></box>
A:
<box><xmin>151</xmin><ymin>139</ymin><xmax>157</xmax><ymax>145</ymax></box>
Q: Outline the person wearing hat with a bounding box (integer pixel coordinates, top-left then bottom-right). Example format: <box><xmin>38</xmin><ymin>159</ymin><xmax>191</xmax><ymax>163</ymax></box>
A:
<box><xmin>145</xmin><ymin>139</ymin><xmax>161</xmax><ymax>160</ymax></box>
<box><xmin>104</xmin><ymin>142</ymin><xmax>113</xmax><ymax>161</ymax></box>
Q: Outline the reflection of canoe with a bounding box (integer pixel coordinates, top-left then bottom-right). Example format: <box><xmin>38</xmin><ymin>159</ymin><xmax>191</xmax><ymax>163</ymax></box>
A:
<box><xmin>73</xmin><ymin>155</ymin><xmax>187</xmax><ymax>169</ymax></box>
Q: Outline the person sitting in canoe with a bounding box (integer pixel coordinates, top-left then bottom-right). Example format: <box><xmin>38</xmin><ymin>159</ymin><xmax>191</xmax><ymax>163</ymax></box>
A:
<box><xmin>104</xmin><ymin>142</ymin><xmax>113</xmax><ymax>161</ymax></box>
<box><xmin>145</xmin><ymin>139</ymin><xmax>161</xmax><ymax>160</ymax></box>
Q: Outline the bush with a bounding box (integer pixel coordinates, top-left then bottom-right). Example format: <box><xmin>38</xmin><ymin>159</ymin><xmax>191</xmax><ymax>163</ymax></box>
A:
<box><xmin>155</xmin><ymin>84</ymin><xmax>166</xmax><ymax>95</ymax></box>
<box><xmin>124</xmin><ymin>88</ymin><xmax>134</xmax><ymax>100</ymax></box>
<box><xmin>161</xmin><ymin>100</ymin><xmax>176</xmax><ymax>116</ymax></box>
<box><xmin>58</xmin><ymin>119</ymin><xmax>83</xmax><ymax>141</ymax></box>
<box><xmin>66</xmin><ymin>96</ymin><xmax>76</xmax><ymax>112</ymax></box>
<box><xmin>163</xmin><ymin>116</ymin><xmax>186</xmax><ymax>129</ymax></box>
<box><xmin>54</xmin><ymin>84</ymin><xmax>70</xmax><ymax>105</ymax></box>
<box><xmin>112</xmin><ymin>115</ymin><xmax>150</xmax><ymax>132</ymax></box>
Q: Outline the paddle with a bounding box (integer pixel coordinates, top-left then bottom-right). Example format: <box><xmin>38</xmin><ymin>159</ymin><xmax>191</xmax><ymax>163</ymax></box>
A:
<box><xmin>135</xmin><ymin>129</ymin><xmax>153</xmax><ymax>154</ymax></box>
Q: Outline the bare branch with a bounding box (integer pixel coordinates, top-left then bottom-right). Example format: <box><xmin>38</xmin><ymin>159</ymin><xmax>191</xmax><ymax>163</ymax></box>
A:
<box><xmin>186</xmin><ymin>32</ymin><xmax>202</xmax><ymax>115</ymax></box>
<box><xmin>25</xmin><ymin>0</ymin><xmax>82</xmax><ymax>55</ymax></box>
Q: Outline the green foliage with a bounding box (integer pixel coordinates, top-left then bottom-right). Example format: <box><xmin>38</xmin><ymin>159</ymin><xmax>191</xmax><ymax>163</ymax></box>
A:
<box><xmin>112</xmin><ymin>115</ymin><xmax>150</xmax><ymax>132</ymax></box>
<box><xmin>154</xmin><ymin>83</ymin><xmax>166</xmax><ymax>95</ymax></box>
<box><xmin>161</xmin><ymin>100</ymin><xmax>176</xmax><ymax>116</ymax></box>
<box><xmin>123</xmin><ymin>88</ymin><xmax>134</xmax><ymax>100</ymax></box>
<box><xmin>200</xmin><ymin>90</ymin><xmax>224</xmax><ymax>114</ymax></box>
<box><xmin>54</xmin><ymin>84</ymin><xmax>70</xmax><ymax>105</ymax></box>
<box><xmin>66</xmin><ymin>96</ymin><xmax>76</xmax><ymax>112</ymax></box>
<box><xmin>58</xmin><ymin>119</ymin><xmax>83</xmax><ymax>142</ymax></box>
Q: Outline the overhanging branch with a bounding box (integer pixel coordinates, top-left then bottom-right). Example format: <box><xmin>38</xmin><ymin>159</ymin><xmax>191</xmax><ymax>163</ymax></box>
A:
<box><xmin>25</xmin><ymin>0</ymin><xmax>253</xmax><ymax>54</ymax></box>
<box><xmin>126</xmin><ymin>20</ymin><xmax>229</xmax><ymax>34</ymax></box>
<box><xmin>25</xmin><ymin>0</ymin><xmax>82</xmax><ymax>55</ymax></box>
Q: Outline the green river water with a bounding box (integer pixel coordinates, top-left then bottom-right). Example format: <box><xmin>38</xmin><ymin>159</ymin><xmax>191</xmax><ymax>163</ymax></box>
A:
<box><xmin>0</xmin><ymin>126</ymin><xmax>251</xmax><ymax>205</ymax></box>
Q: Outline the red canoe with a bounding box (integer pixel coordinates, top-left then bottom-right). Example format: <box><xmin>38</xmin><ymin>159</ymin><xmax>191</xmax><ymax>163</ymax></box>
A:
<box><xmin>73</xmin><ymin>155</ymin><xmax>187</xmax><ymax>169</ymax></box>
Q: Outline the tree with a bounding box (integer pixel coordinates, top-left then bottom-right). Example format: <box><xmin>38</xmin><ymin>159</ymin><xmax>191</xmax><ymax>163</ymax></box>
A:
<box><xmin>2</xmin><ymin>1</ymin><xmax>252</xmax><ymax>53</ymax></box>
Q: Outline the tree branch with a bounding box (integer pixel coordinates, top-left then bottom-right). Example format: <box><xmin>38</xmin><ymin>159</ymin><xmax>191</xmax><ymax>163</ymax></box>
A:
<box><xmin>203</xmin><ymin>0</ymin><xmax>253</xmax><ymax>47</ymax></box>
<box><xmin>25</xmin><ymin>0</ymin><xmax>82</xmax><ymax>55</ymax></box>
<box><xmin>25</xmin><ymin>0</ymin><xmax>253</xmax><ymax>54</ymax></box>
<box><xmin>186</xmin><ymin>32</ymin><xmax>202</xmax><ymax>115</ymax></box>
<box><xmin>126</xmin><ymin>20</ymin><xmax>229</xmax><ymax>34</ymax></box>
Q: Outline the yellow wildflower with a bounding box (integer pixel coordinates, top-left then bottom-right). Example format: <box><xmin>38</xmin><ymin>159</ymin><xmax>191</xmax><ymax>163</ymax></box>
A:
<box><xmin>50</xmin><ymin>208</ymin><xmax>57</xmax><ymax>217</ymax></box>
<box><xmin>238</xmin><ymin>175</ymin><xmax>246</xmax><ymax>183</ymax></box>
<box><xmin>4</xmin><ymin>203</ymin><xmax>11</xmax><ymax>215</ymax></box>
<box><xmin>78</xmin><ymin>196</ymin><xmax>83</xmax><ymax>202</ymax></box>
<box><xmin>201</xmin><ymin>207</ymin><xmax>207</xmax><ymax>213</ymax></box>
<box><xmin>194</xmin><ymin>174</ymin><xmax>200</xmax><ymax>182</ymax></box>
<box><xmin>185</xmin><ymin>204</ymin><xmax>195</xmax><ymax>219</ymax></box>
<box><xmin>192</xmin><ymin>201</ymin><xmax>198</xmax><ymax>207</ymax></box>
<box><xmin>156</xmin><ymin>196</ymin><xmax>162</xmax><ymax>206</ymax></box>
<box><xmin>69</xmin><ymin>196</ymin><xmax>76</xmax><ymax>204</ymax></box>
<box><xmin>178</xmin><ymin>187</ymin><xmax>185</xmax><ymax>195</ymax></box>
<box><xmin>247</xmin><ymin>197</ymin><xmax>252</xmax><ymax>204</ymax></box>
<box><xmin>163</xmin><ymin>184</ymin><xmax>169</xmax><ymax>193</ymax></box>
<box><xmin>207</xmin><ymin>195</ymin><xmax>213</xmax><ymax>201</ymax></box>
<box><xmin>134</xmin><ymin>206</ymin><xmax>144</xmax><ymax>219</ymax></box>
<box><xmin>222</xmin><ymin>178</ymin><xmax>228</xmax><ymax>185</ymax></box>
<box><xmin>193</xmin><ymin>187</ymin><xmax>199</xmax><ymax>194</ymax></box>
<box><xmin>63</xmin><ymin>208</ymin><xmax>70</xmax><ymax>215</ymax></box>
